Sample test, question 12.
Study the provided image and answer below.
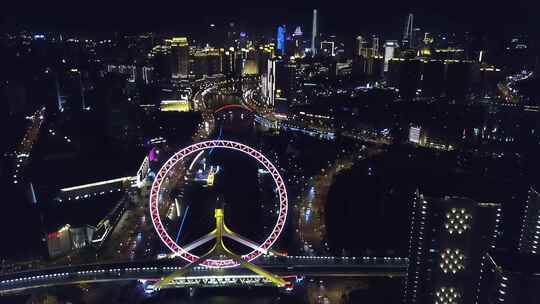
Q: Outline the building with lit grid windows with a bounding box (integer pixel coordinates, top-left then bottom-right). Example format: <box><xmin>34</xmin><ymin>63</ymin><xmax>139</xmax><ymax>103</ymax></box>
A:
<box><xmin>518</xmin><ymin>187</ymin><xmax>540</xmax><ymax>254</ymax></box>
<box><xmin>404</xmin><ymin>192</ymin><xmax>501</xmax><ymax>304</ymax></box>
<box><xmin>477</xmin><ymin>251</ymin><xmax>540</xmax><ymax>304</ymax></box>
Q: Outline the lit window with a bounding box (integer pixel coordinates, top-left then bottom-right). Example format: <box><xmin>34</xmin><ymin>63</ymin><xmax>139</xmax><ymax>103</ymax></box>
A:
<box><xmin>440</xmin><ymin>248</ymin><xmax>466</xmax><ymax>274</ymax></box>
<box><xmin>435</xmin><ymin>286</ymin><xmax>460</xmax><ymax>304</ymax></box>
<box><xmin>445</xmin><ymin>208</ymin><xmax>472</xmax><ymax>234</ymax></box>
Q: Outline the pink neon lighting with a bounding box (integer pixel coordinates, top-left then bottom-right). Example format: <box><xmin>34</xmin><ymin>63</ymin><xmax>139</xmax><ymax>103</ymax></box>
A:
<box><xmin>213</xmin><ymin>104</ymin><xmax>253</xmax><ymax>114</ymax></box>
<box><xmin>149</xmin><ymin>140</ymin><xmax>288</xmax><ymax>268</ymax></box>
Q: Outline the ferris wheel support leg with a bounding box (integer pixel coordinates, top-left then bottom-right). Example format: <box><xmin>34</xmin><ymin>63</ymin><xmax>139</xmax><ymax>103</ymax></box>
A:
<box><xmin>156</xmin><ymin>250</ymin><xmax>215</xmax><ymax>290</ymax></box>
<box><xmin>223</xmin><ymin>225</ymin><xmax>284</xmax><ymax>257</ymax></box>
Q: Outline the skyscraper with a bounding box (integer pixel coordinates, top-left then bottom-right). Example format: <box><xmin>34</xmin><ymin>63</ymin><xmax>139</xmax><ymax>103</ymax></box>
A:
<box><xmin>311</xmin><ymin>9</ymin><xmax>318</xmax><ymax>57</ymax></box>
<box><xmin>356</xmin><ymin>35</ymin><xmax>366</xmax><ymax>57</ymax></box>
<box><xmin>477</xmin><ymin>251</ymin><xmax>540</xmax><ymax>304</ymax></box>
<box><xmin>402</xmin><ymin>13</ymin><xmax>414</xmax><ymax>49</ymax></box>
<box><xmin>320</xmin><ymin>41</ymin><xmax>335</xmax><ymax>56</ymax></box>
<box><xmin>275</xmin><ymin>60</ymin><xmax>296</xmax><ymax>102</ymax></box>
<box><xmin>519</xmin><ymin>187</ymin><xmax>540</xmax><ymax>254</ymax></box>
<box><xmin>277</xmin><ymin>26</ymin><xmax>286</xmax><ymax>56</ymax></box>
<box><xmin>151</xmin><ymin>45</ymin><xmax>172</xmax><ymax>82</ymax></box>
<box><xmin>261</xmin><ymin>58</ymin><xmax>276</xmax><ymax>106</ymax></box>
<box><xmin>170</xmin><ymin>37</ymin><xmax>189</xmax><ymax>78</ymax></box>
<box><xmin>404</xmin><ymin>193</ymin><xmax>501</xmax><ymax>304</ymax></box>
<box><xmin>353</xmin><ymin>36</ymin><xmax>384</xmax><ymax>78</ymax></box>
<box><xmin>384</xmin><ymin>40</ymin><xmax>399</xmax><ymax>72</ymax></box>
<box><xmin>292</xmin><ymin>26</ymin><xmax>305</xmax><ymax>58</ymax></box>
<box><xmin>192</xmin><ymin>48</ymin><xmax>222</xmax><ymax>77</ymax></box>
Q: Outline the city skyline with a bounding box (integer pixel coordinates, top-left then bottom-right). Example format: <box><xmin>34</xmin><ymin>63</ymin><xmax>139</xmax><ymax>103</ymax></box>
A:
<box><xmin>1</xmin><ymin>2</ymin><xmax>539</xmax><ymax>303</ymax></box>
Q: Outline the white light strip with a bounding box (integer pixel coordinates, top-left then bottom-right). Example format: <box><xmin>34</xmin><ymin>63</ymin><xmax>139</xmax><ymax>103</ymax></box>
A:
<box><xmin>61</xmin><ymin>177</ymin><xmax>134</xmax><ymax>192</ymax></box>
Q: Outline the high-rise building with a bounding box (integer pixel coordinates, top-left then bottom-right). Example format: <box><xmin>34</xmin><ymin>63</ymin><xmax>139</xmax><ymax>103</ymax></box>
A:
<box><xmin>356</xmin><ymin>36</ymin><xmax>366</xmax><ymax>57</ymax></box>
<box><xmin>404</xmin><ymin>193</ymin><xmax>501</xmax><ymax>304</ymax></box>
<box><xmin>519</xmin><ymin>187</ymin><xmax>540</xmax><ymax>254</ymax></box>
<box><xmin>402</xmin><ymin>13</ymin><xmax>414</xmax><ymax>49</ymax></box>
<box><xmin>311</xmin><ymin>9</ymin><xmax>318</xmax><ymax>57</ymax></box>
<box><xmin>170</xmin><ymin>37</ymin><xmax>189</xmax><ymax>78</ymax></box>
<box><xmin>291</xmin><ymin>26</ymin><xmax>305</xmax><ymax>58</ymax></box>
<box><xmin>277</xmin><ymin>26</ymin><xmax>286</xmax><ymax>56</ymax></box>
<box><xmin>192</xmin><ymin>48</ymin><xmax>222</xmax><ymax>77</ymax></box>
<box><xmin>242</xmin><ymin>59</ymin><xmax>258</xmax><ymax>76</ymax></box>
<box><xmin>354</xmin><ymin>35</ymin><xmax>383</xmax><ymax>78</ymax></box>
<box><xmin>477</xmin><ymin>251</ymin><xmax>540</xmax><ymax>304</ymax></box>
<box><xmin>320</xmin><ymin>41</ymin><xmax>335</xmax><ymax>57</ymax></box>
<box><xmin>384</xmin><ymin>40</ymin><xmax>399</xmax><ymax>72</ymax></box>
<box><xmin>275</xmin><ymin>61</ymin><xmax>297</xmax><ymax>102</ymax></box>
<box><xmin>372</xmin><ymin>36</ymin><xmax>380</xmax><ymax>56</ymax></box>
<box><xmin>151</xmin><ymin>45</ymin><xmax>172</xmax><ymax>82</ymax></box>
<box><xmin>226</xmin><ymin>22</ymin><xmax>237</xmax><ymax>48</ymax></box>
<box><xmin>261</xmin><ymin>58</ymin><xmax>276</xmax><ymax>106</ymax></box>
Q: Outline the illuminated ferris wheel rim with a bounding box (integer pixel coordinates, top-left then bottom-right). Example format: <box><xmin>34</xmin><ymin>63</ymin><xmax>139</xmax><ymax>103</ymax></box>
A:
<box><xmin>149</xmin><ymin>140</ymin><xmax>288</xmax><ymax>268</ymax></box>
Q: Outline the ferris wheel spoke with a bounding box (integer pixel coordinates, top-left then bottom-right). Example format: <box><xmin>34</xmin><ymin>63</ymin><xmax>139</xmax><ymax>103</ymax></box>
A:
<box><xmin>182</xmin><ymin>230</ymin><xmax>217</xmax><ymax>252</ymax></box>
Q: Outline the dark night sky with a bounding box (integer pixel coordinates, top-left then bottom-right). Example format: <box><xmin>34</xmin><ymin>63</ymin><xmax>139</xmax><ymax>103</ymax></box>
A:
<box><xmin>1</xmin><ymin>0</ymin><xmax>537</xmax><ymax>39</ymax></box>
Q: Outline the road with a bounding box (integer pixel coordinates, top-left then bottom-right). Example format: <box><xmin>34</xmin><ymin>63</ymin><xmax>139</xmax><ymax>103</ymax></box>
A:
<box><xmin>0</xmin><ymin>256</ymin><xmax>407</xmax><ymax>294</ymax></box>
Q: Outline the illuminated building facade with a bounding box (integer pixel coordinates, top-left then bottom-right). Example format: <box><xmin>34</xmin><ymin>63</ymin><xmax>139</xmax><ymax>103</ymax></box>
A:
<box><xmin>106</xmin><ymin>65</ymin><xmax>136</xmax><ymax>82</ymax></box>
<box><xmin>519</xmin><ymin>187</ymin><xmax>540</xmax><ymax>254</ymax></box>
<box><xmin>477</xmin><ymin>251</ymin><xmax>540</xmax><ymax>304</ymax></box>
<box><xmin>151</xmin><ymin>45</ymin><xmax>172</xmax><ymax>82</ymax></box>
<box><xmin>320</xmin><ymin>41</ymin><xmax>335</xmax><ymax>57</ymax></box>
<box><xmin>242</xmin><ymin>59</ymin><xmax>259</xmax><ymax>76</ymax></box>
<box><xmin>261</xmin><ymin>58</ymin><xmax>276</xmax><ymax>106</ymax></box>
<box><xmin>277</xmin><ymin>26</ymin><xmax>286</xmax><ymax>56</ymax></box>
<box><xmin>405</xmin><ymin>193</ymin><xmax>501</xmax><ymax>304</ymax></box>
<box><xmin>402</xmin><ymin>13</ymin><xmax>414</xmax><ymax>49</ymax></box>
<box><xmin>275</xmin><ymin>61</ymin><xmax>297</xmax><ymax>102</ymax></box>
<box><xmin>384</xmin><ymin>40</ymin><xmax>399</xmax><ymax>72</ymax></box>
<box><xmin>311</xmin><ymin>9</ymin><xmax>318</xmax><ymax>57</ymax></box>
<box><xmin>170</xmin><ymin>37</ymin><xmax>189</xmax><ymax>78</ymax></box>
<box><xmin>192</xmin><ymin>48</ymin><xmax>222</xmax><ymax>77</ymax></box>
<box><xmin>354</xmin><ymin>35</ymin><xmax>383</xmax><ymax>78</ymax></box>
<box><xmin>141</xmin><ymin>66</ymin><xmax>154</xmax><ymax>84</ymax></box>
<box><xmin>291</xmin><ymin>26</ymin><xmax>305</xmax><ymax>58</ymax></box>
<box><xmin>47</xmin><ymin>224</ymin><xmax>95</xmax><ymax>258</ymax></box>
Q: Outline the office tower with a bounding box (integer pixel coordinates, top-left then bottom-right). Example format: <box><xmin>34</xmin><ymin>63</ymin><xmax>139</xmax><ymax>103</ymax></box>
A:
<box><xmin>519</xmin><ymin>187</ymin><xmax>540</xmax><ymax>254</ymax></box>
<box><xmin>403</xmin><ymin>13</ymin><xmax>414</xmax><ymax>49</ymax></box>
<box><xmin>384</xmin><ymin>40</ymin><xmax>399</xmax><ymax>72</ymax></box>
<box><xmin>311</xmin><ymin>9</ymin><xmax>318</xmax><ymax>57</ymax></box>
<box><xmin>477</xmin><ymin>251</ymin><xmax>540</xmax><ymax>304</ymax></box>
<box><xmin>372</xmin><ymin>36</ymin><xmax>380</xmax><ymax>56</ymax></box>
<box><xmin>141</xmin><ymin>66</ymin><xmax>154</xmax><ymax>84</ymax></box>
<box><xmin>320</xmin><ymin>41</ymin><xmax>335</xmax><ymax>57</ymax></box>
<box><xmin>356</xmin><ymin>36</ymin><xmax>365</xmax><ymax>57</ymax></box>
<box><xmin>277</xmin><ymin>26</ymin><xmax>286</xmax><ymax>56</ymax></box>
<box><xmin>170</xmin><ymin>37</ymin><xmax>189</xmax><ymax>78</ymax></box>
<box><xmin>222</xmin><ymin>48</ymin><xmax>236</xmax><ymax>77</ymax></box>
<box><xmin>404</xmin><ymin>193</ymin><xmax>501</xmax><ymax>304</ymax></box>
<box><xmin>151</xmin><ymin>45</ymin><xmax>172</xmax><ymax>82</ymax></box>
<box><xmin>226</xmin><ymin>22</ymin><xmax>237</xmax><ymax>48</ymax></box>
<box><xmin>242</xmin><ymin>59</ymin><xmax>258</xmax><ymax>76</ymax></box>
<box><xmin>275</xmin><ymin>61</ymin><xmax>296</xmax><ymax>102</ymax></box>
<box><xmin>192</xmin><ymin>48</ymin><xmax>222</xmax><ymax>77</ymax></box>
<box><xmin>238</xmin><ymin>31</ymin><xmax>248</xmax><ymax>49</ymax></box>
<box><xmin>261</xmin><ymin>58</ymin><xmax>276</xmax><ymax>106</ymax></box>
<box><xmin>292</xmin><ymin>26</ymin><xmax>305</xmax><ymax>58</ymax></box>
<box><xmin>353</xmin><ymin>36</ymin><xmax>383</xmax><ymax>79</ymax></box>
